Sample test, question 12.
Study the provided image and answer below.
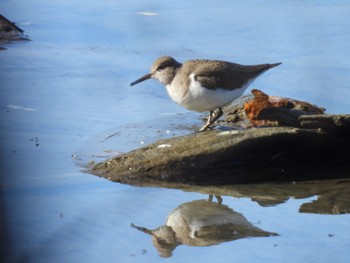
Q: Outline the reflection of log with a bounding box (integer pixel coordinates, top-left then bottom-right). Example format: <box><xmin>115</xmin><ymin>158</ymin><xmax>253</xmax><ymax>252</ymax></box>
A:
<box><xmin>184</xmin><ymin>179</ymin><xmax>350</xmax><ymax>215</ymax></box>
<box><xmin>91</xmin><ymin>117</ymin><xmax>350</xmax><ymax>185</ymax></box>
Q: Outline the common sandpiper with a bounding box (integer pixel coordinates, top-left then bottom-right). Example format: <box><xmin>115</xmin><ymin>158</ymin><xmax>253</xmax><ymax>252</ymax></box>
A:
<box><xmin>130</xmin><ymin>56</ymin><xmax>281</xmax><ymax>131</ymax></box>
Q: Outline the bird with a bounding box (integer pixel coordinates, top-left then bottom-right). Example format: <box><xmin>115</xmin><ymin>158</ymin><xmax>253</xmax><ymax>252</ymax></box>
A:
<box><xmin>130</xmin><ymin>56</ymin><xmax>281</xmax><ymax>131</ymax></box>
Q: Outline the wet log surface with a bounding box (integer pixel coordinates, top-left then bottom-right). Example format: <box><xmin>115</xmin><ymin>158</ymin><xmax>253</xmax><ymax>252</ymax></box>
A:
<box><xmin>90</xmin><ymin>113</ymin><xmax>350</xmax><ymax>185</ymax></box>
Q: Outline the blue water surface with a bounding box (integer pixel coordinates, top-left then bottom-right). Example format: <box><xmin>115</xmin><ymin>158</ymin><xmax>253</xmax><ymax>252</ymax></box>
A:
<box><xmin>1</xmin><ymin>1</ymin><xmax>350</xmax><ymax>262</ymax></box>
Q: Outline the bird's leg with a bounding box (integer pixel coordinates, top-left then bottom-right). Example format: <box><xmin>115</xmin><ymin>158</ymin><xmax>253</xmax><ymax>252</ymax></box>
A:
<box><xmin>198</xmin><ymin>107</ymin><xmax>223</xmax><ymax>132</ymax></box>
<box><xmin>211</xmin><ymin>107</ymin><xmax>223</xmax><ymax>124</ymax></box>
<box><xmin>208</xmin><ymin>195</ymin><xmax>223</xmax><ymax>205</ymax></box>
<box><xmin>198</xmin><ymin>110</ymin><xmax>213</xmax><ymax>132</ymax></box>
<box><xmin>216</xmin><ymin>196</ymin><xmax>223</xmax><ymax>205</ymax></box>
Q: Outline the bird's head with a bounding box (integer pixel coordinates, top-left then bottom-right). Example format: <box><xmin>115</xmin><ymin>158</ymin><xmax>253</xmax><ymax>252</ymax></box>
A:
<box><xmin>130</xmin><ymin>56</ymin><xmax>181</xmax><ymax>86</ymax></box>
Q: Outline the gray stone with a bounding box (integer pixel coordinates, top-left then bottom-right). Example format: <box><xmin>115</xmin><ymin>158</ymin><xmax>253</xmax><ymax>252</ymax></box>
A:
<box><xmin>0</xmin><ymin>15</ymin><xmax>29</xmax><ymax>43</ymax></box>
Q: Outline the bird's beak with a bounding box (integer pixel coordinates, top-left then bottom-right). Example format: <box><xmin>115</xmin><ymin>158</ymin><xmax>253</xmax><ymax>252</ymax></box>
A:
<box><xmin>130</xmin><ymin>73</ymin><xmax>152</xmax><ymax>86</ymax></box>
<box><xmin>130</xmin><ymin>223</ymin><xmax>153</xmax><ymax>235</ymax></box>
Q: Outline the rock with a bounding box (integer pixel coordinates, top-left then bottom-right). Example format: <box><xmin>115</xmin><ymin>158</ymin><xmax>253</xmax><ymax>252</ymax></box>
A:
<box><xmin>0</xmin><ymin>15</ymin><xmax>29</xmax><ymax>43</ymax></box>
<box><xmin>299</xmin><ymin>114</ymin><xmax>350</xmax><ymax>132</ymax></box>
<box><xmin>90</xmin><ymin>119</ymin><xmax>350</xmax><ymax>185</ymax></box>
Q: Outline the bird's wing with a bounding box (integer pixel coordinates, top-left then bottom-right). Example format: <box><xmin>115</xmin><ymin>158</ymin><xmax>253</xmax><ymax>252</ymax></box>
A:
<box><xmin>187</xmin><ymin>60</ymin><xmax>274</xmax><ymax>90</ymax></box>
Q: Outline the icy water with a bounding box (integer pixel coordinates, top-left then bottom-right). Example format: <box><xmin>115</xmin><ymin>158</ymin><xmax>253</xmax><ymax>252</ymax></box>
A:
<box><xmin>1</xmin><ymin>1</ymin><xmax>350</xmax><ymax>262</ymax></box>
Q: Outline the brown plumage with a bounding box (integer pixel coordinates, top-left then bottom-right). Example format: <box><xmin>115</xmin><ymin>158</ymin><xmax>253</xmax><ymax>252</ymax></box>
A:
<box><xmin>181</xmin><ymin>59</ymin><xmax>281</xmax><ymax>90</ymax></box>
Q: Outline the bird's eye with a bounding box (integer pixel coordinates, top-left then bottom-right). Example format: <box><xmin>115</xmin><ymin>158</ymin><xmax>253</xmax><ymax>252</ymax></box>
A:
<box><xmin>157</xmin><ymin>237</ymin><xmax>166</xmax><ymax>245</ymax></box>
<box><xmin>157</xmin><ymin>64</ymin><xmax>166</xmax><ymax>71</ymax></box>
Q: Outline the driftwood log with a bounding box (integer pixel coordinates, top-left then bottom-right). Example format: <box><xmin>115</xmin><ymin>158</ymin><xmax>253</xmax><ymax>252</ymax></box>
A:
<box><xmin>91</xmin><ymin>90</ymin><xmax>350</xmax><ymax>185</ymax></box>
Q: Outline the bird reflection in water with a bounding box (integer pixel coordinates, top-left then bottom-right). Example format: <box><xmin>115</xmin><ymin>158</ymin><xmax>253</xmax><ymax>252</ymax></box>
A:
<box><xmin>131</xmin><ymin>196</ymin><xmax>277</xmax><ymax>258</ymax></box>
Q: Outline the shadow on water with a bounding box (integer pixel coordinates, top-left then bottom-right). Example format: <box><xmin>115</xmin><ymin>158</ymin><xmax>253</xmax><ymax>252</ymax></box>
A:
<box><xmin>131</xmin><ymin>196</ymin><xmax>277</xmax><ymax>258</ymax></box>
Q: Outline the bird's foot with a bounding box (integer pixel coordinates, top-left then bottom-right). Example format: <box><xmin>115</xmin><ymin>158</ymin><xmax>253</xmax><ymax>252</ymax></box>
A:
<box><xmin>198</xmin><ymin>123</ymin><xmax>213</xmax><ymax>132</ymax></box>
<box><xmin>198</xmin><ymin>107</ymin><xmax>223</xmax><ymax>132</ymax></box>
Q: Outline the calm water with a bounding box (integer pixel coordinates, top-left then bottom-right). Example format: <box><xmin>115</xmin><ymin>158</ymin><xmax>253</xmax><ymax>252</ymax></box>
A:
<box><xmin>1</xmin><ymin>1</ymin><xmax>350</xmax><ymax>262</ymax></box>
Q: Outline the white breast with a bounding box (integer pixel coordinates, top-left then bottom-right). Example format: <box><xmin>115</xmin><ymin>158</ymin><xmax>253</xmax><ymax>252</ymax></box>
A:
<box><xmin>167</xmin><ymin>73</ymin><xmax>251</xmax><ymax>112</ymax></box>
